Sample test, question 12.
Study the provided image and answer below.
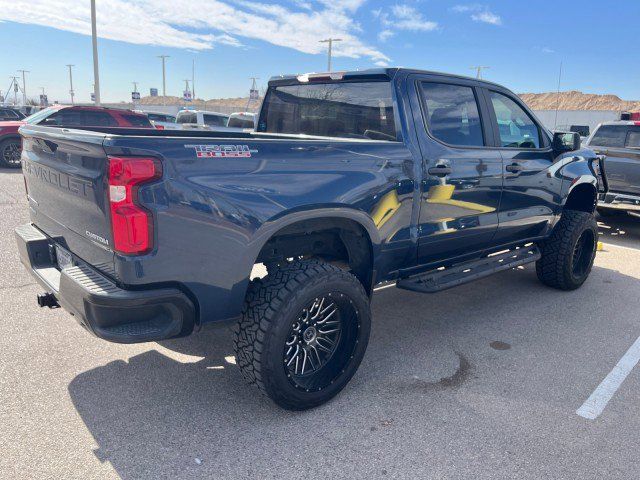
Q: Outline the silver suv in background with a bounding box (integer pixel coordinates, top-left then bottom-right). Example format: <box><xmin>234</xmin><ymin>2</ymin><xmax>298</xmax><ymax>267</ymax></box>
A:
<box><xmin>176</xmin><ymin>110</ymin><xmax>233</xmax><ymax>131</ymax></box>
<box><xmin>584</xmin><ymin>120</ymin><xmax>640</xmax><ymax>217</ymax></box>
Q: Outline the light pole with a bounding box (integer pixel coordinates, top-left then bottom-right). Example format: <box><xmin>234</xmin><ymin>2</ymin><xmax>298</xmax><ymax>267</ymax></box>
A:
<box><xmin>66</xmin><ymin>64</ymin><xmax>75</xmax><ymax>104</ymax></box>
<box><xmin>192</xmin><ymin>59</ymin><xmax>195</xmax><ymax>101</ymax></box>
<box><xmin>90</xmin><ymin>0</ymin><xmax>101</xmax><ymax>105</ymax></box>
<box><xmin>319</xmin><ymin>38</ymin><xmax>342</xmax><ymax>72</ymax></box>
<box><xmin>17</xmin><ymin>70</ymin><xmax>29</xmax><ymax>105</ymax></box>
<box><xmin>157</xmin><ymin>55</ymin><xmax>169</xmax><ymax>105</ymax></box>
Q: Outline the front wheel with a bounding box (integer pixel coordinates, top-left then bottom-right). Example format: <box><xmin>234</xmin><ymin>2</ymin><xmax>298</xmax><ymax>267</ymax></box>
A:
<box><xmin>0</xmin><ymin>138</ymin><xmax>22</xmax><ymax>168</ymax></box>
<box><xmin>536</xmin><ymin>210</ymin><xmax>598</xmax><ymax>290</ymax></box>
<box><xmin>234</xmin><ymin>260</ymin><xmax>371</xmax><ymax>410</ymax></box>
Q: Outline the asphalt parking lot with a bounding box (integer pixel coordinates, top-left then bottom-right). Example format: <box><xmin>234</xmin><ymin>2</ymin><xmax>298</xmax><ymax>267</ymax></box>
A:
<box><xmin>1</xmin><ymin>168</ymin><xmax>640</xmax><ymax>479</ymax></box>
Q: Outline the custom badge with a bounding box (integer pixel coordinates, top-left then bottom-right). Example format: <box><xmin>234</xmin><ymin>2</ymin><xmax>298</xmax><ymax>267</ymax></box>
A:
<box><xmin>185</xmin><ymin>144</ymin><xmax>258</xmax><ymax>158</ymax></box>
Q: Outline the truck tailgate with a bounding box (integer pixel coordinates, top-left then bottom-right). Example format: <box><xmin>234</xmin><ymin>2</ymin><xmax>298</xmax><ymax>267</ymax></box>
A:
<box><xmin>20</xmin><ymin>126</ymin><xmax>115</xmax><ymax>275</ymax></box>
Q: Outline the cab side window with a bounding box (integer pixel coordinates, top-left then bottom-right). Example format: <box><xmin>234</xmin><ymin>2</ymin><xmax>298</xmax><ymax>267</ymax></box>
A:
<box><xmin>420</xmin><ymin>82</ymin><xmax>485</xmax><ymax>147</ymax></box>
<box><xmin>489</xmin><ymin>92</ymin><xmax>541</xmax><ymax>148</ymax></box>
<box><xmin>44</xmin><ymin>110</ymin><xmax>84</xmax><ymax>126</ymax></box>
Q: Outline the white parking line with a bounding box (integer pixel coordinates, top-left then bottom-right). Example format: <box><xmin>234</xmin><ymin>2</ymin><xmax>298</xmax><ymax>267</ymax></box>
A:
<box><xmin>576</xmin><ymin>335</ymin><xmax>640</xmax><ymax>420</ymax></box>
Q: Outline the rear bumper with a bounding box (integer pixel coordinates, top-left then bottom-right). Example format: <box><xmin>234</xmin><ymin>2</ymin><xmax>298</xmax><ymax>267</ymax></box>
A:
<box><xmin>598</xmin><ymin>192</ymin><xmax>640</xmax><ymax>212</ymax></box>
<box><xmin>15</xmin><ymin>223</ymin><xmax>196</xmax><ymax>344</ymax></box>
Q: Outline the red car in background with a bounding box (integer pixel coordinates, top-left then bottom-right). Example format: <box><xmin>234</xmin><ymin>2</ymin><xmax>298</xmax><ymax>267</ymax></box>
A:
<box><xmin>0</xmin><ymin>105</ymin><xmax>153</xmax><ymax>168</ymax></box>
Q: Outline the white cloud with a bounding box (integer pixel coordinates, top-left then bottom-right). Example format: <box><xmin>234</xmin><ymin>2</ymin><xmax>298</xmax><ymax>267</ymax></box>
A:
<box><xmin>378</xmin><ymin>29</ymin><xmax>395</xmax><ymax>42</ymax></box>
<box><xmin>390</xmin><ymin>5</ymin><xmax>438</xmax><ymax>31</ymax></box>
<box><xmin>0</xmin><ymin>0</ymin><xmax>388</xmax><ymax>62</ymax></box>
<box><xmin>374</xmin><ymin>4</ymin><xmax>438</xmax><ymax>44</ymax></box>
<box><xmin>452</xmin><ymin>4</ymin><xmax>502</xmax><ymax>25</ymax></box>
<box><xmin>472</xmin><ymin>11</ymin><xmax>502</xmax><ymax>25</ymax></box>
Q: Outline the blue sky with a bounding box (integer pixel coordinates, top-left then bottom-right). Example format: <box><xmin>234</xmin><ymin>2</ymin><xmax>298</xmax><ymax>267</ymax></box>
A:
<box><xmin>0</xmin><ymin>0</ymin><xmax>638</xmax><ymax>103</ymax></box>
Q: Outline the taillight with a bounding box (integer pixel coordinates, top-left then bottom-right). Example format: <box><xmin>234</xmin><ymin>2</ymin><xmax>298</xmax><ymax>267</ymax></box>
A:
<box><xmin>107</xmin><ymin>156</ymin><xmax>161</xmax><ymax>255</ymax></box>
<box><xmin>155</xmin><ymin>124</ymin><xmax>165</xmax><ymax>130</ymax></box>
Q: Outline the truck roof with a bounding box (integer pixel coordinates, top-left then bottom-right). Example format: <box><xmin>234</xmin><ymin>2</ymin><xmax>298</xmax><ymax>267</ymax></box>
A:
<box><xmin>268</xmin><ymin>67</ymin><xmax>505</xmax><ymax>89</ymax></box>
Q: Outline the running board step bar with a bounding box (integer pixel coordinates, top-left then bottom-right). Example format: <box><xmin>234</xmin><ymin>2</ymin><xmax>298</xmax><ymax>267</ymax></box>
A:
<box><xmin>396</xmin><ymin>246</ymin><xmax>541</xmax><ymax>294</ymax></box>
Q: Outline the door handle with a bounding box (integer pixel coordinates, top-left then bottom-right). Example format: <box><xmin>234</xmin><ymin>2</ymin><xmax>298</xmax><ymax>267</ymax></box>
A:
<box><xmin>428</xmin><ymin>165</ymin><xmax>452</xmax><ymax>177</ymax></box>
<box><xmin>505</xmin><ymin>163</ymin><xmax>524</xmax><ymax>173</ymax></box>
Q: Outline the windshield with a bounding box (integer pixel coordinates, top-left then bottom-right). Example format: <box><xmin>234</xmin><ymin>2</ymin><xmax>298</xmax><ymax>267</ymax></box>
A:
<box><xmin>24</xmin><ymin>107</ymin><xmax>57</xmax><ymax>125</ymax></box>
<box><xmin>258</xmin><ymin>81</ymin><xmax>397</xmax><ymax>141</ymax></box>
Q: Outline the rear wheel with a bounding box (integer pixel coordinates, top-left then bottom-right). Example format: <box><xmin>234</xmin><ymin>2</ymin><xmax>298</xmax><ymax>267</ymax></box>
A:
<box><xmin>0</xmin><ymin>138</ymin><xmax>21</xmax><ymax>168</ymax></box>
<box><xmin>234</xmin><ymin>260</ymin><xmax>371</xmax><ymax>410</ymax></box>
<box><xmin>536</xmin><ymin>210</ymin><xmax>598</xmax><ymax>290</ymax></box>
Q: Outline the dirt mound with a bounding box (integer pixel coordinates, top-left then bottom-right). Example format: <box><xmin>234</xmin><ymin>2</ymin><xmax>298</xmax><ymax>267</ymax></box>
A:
<box><xmin>138</xmin><ymin>96</ymin><xmax>258</xmax><ymax>110</ymax></box>
<box><xmin>519</xmin><ymin>91</ymin><xmax>640</xmax><ymax>111</ymax></box>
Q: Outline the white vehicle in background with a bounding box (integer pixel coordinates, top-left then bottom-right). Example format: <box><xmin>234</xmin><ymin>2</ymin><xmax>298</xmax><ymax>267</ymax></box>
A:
<box><xmin>227</xmin><ymin>112</ymin><xmax>257</xmax><ymax>129</ymax></box>
<box><xmin>134</xmin><ymin>110</ymin><xmax>179</xmax><ymax>130</ymax></box>
<box><xmin>176</xmin><ymin>110</ymin><xmax>237</xmax><ymax>132</ymax></box>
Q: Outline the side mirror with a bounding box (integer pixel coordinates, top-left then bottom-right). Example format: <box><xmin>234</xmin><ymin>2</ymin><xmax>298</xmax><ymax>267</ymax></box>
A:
<box><xmin>552</xmin><ymin>131</ymin><xmax>581</xmax><ymax>153</ymax></box>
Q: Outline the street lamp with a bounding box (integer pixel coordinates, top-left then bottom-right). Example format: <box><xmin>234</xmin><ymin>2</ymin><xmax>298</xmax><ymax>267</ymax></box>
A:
<box><xmin>319</xmin><ymin>38</ymin><xmax>342</xmax><ymax>72</ymax></box>
<box><xmin>90</xmin><ymin>0</ymin><xmax>101</xmax><ymax>105</ymax></box>
<box><xmin>66</xmin><ymin>65</ymin><xmax>75</xmax><ymax>105</ymax></box>
<box><xmin>157</xmin><ymin>55</ymin><xmax>169</xmax><ymax>105</ymax></box>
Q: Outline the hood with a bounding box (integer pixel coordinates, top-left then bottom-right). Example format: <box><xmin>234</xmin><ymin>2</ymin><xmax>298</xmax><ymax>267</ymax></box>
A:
<box><xmin>0</xmin><ymin>120</ymin><xmax>26</xmax><ymax>128</ymax></box>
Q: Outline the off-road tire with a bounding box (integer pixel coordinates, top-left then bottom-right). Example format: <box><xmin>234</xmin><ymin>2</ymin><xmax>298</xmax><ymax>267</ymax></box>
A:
<box><xmin>233</xmin><ymin>259</ymin><xmax>371</xmax><ymax>410</ymax></box>
<box><xmin>0</xmin><ymin>138</ymin><xmax>22</xmax><ymax>168</ymax></box>
<box><xmin>536</xmin><ymin>210</ymin><xmax>598</xmax><ymax>290</ymax></box>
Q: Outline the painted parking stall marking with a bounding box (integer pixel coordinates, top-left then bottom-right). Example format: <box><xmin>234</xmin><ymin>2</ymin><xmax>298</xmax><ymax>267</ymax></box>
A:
<box><xmin>576</xmin><ymin>335</ymin><xmax>640</xmax><ymax>420</ymax></box>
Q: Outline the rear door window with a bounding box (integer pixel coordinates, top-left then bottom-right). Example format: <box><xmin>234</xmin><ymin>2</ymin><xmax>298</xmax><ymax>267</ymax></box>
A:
<box><xmin>590</xmin><ymin>125</ymin><xmax>628</xmax><ymax>148</ymax></box>
<box><xmin>489</xmin><ymin>91</ymin><xmax>541</xmax><ymax>148</ymax></box>
<box><xmin>121</xmin><ymin>114</ymin><xmax>152</xmax><ymax>127</ymax></box>
<box><xmin>420</xmin><ymin>82</ymin><xmax>485</xmax><ymax>147</ymax></box>
<box><xmin>82</xmin><ymin>111</ymin><xmax>118</xmax><ymax>127</ymax></box>
<box><xmin>259</xmin><ymin>81</ymin><xmax>397</xmax><ymax>141</ymax></box>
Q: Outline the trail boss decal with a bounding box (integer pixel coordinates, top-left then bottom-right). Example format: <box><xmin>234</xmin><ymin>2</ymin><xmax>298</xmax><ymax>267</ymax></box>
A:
<box><xmin>185</xmin><ymin>144</ymin><xmax>258</xmax><ymax>158</ymax></box>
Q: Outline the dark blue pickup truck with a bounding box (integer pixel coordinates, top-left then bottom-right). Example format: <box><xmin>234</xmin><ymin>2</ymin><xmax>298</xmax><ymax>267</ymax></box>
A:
<box><xmin>16</xmin><ymin>68</ymin><xmax>603</xmax><ymax>409</ymax></box>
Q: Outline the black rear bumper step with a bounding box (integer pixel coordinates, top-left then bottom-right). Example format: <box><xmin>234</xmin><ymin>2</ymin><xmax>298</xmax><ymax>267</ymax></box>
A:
<box><xmin>397</xmin><ymin>246</ymin><xmax>541</xmax><ymax>294</ymax></box>
<box><xmin>15</xmin><ymin>223</ymin><xmax>196</xmax><ymax>344</ymax></box>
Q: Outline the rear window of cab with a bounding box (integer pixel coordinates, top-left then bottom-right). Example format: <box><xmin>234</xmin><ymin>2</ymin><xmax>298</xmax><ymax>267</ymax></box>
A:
<box><xmin>258</xmin><ymin>81</ymin><xmax>397</xmax><ymax>141</ymax></box>
<box><xmin>590</xmin><ymin>125</ymin><xmax>640</xmax><ymax>148</ymax></box>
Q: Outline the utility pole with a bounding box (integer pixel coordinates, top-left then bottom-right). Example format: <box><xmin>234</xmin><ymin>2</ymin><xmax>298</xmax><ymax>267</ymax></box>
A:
<box><xmin>132</xmin><ymin>81</ymin><xmax>139</xmax><ymax>106</ymax></box>
<box><xmin>17</xmin><ymin>70</ymin><xmax>29</xmax><ymax>105</ymax></box>
<box><xmin>554</xmin><ymin>61</ymin><xmax>563</xmax><ymax>129</ymax></box>
<box><xmin>319</xmin><ymin>38</ymin><xmax>342</xmax><ymax>72</ymax></box>
<box><xmin>246</xmin><ymin>77</ymin><xmax>259</xmax><ymax>111</ymax></box>
<box><xmin>470</xmin><ymin>66</ymin><xmax>490</xmax><ymax>79</ymax></box>
<box><xmin>157</xmin><ymin>55</ymin><xmax>169</xmax><ymax>105</ymax></box>
<box><xmin>183</xmin><ymin>79</ymin><xmax>191</xmax><ymax>105</ymax></box>
<box><xmin>192</xmin><ymin>59</ymin><xmax>195</xmax><ymax>100</ymax></box>
<box><xmin>10</xmin><ymin>76</ymin><xmax>19</xmax><ymax>104</ymax></box>
<box><xmin>90</xmin><ymin>0</ymin><xmax>101</xmax><ymax>105</ymax></box>
<box><xmin>66</xmin><ymin>64</ymin><xmax>75</xmax><ymax>105</ymax></box>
